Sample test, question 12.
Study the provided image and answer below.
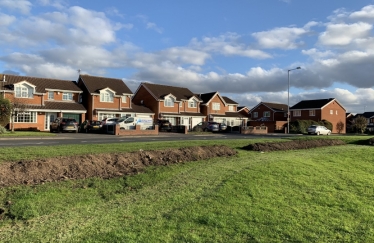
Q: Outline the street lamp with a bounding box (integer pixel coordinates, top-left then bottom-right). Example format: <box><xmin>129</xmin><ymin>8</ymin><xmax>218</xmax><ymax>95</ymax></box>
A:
<box><xmin>287</xmin><ymin>67</ymin><xmax>301</xmax><ymax>134</ymax></box>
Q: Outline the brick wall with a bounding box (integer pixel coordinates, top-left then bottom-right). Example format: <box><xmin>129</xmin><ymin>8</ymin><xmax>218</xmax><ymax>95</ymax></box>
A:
<box><xmin>114</xmin><ymin>124</ymin><xmax>159</xmax><ymax>136</ymax></box>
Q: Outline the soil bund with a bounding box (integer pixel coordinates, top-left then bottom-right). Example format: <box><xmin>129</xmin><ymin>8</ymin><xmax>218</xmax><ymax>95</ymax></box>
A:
<box><xmin>242</xmin><ymin>139</ymin><xmax>346</xmax><ymax>152</ymax></box>
<box><xmin>0</xmin><ymin>145</ymin><xmax>236</xmax><ymax>187</ymax></box>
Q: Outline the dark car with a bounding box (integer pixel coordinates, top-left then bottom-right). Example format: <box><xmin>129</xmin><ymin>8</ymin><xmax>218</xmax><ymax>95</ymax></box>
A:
<box><xmin>101</xmin><ymin>117</ymin><xmax>119</xmax><ymax>126</ymax></box>
<box><xmin>79</xmin><ymin>120</ymin><xmax>102</xmax><ymax>133</ymax></box>
<box><xmin>50</xmin><ymin>117</ymin><xmax>78</xmax><ymax>133</ymax></box>
<box><xmin>157</xmin><ymin>119</ymin><xmax>172</xmax><ymax>132</ymax></box>
<box><xmin>193</xmin><ymin>122</ymin><xmax>220</xmax><ymax>132</ymax></box>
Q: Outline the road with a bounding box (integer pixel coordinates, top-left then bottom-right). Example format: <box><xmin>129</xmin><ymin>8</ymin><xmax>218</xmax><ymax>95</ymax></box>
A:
<box><xmin>0</xmin><ymin>132</ymin><xmax>296</xmax><ymax>147</ymax></box>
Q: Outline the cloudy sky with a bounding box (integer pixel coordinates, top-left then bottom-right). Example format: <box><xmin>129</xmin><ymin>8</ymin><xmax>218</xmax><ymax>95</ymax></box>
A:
<box><xmin>1</xmin><ymin>0</ymin><xmax>374</xmax><ymax>112</ymax></box>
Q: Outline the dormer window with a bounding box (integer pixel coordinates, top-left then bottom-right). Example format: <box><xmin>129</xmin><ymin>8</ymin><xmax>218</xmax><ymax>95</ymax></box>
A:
<box><xmin>228</xmin><ymin>105</ymin><xmax>234</xmax><ymax>111</ymax></box>
<box><xmin>188</xmin><ymin>100</ymin><xmax>197</xmax><ymax>108</ymax></box>
<box><xmin>15</xmin><ymin>83</ymin><xmax>34</xmax><ymax>98</ymax></box>
<box><xmin>122</xmin><ymin>96</ymin><xmax>127</xmax><ymax>103</ymax></box>
<box><xmin>63</xmin><ymin>92</ymin><xmax>73</xmax><ymax>101</ymax></box>
<box><xmin>164</xmin><ymin>96</ymin><xmax>175</xmax><ymax>107</ymax></box>
<box><xmin>48</xmin><ymin>91</ymin><xmax>54</xmax><ymax>100</ymax></box>
<box><xmin>100</xmin><ymin>89</ymin><xmax>114</xmax><ymax>102</ymax></box>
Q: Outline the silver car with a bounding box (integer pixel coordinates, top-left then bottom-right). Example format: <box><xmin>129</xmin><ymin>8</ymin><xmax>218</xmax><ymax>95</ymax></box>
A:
<box><xmin>307</xmin><ymin>125</ymin><xmax>331</xmax><ymax>135</ymax></box>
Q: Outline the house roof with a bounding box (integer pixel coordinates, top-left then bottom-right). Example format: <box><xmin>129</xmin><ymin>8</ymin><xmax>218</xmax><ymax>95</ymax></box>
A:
<box><xmin>79</xmin><ymin>74</ymin><xmax>133</xmax><ymax>95</ymax></box>
<box><xmin>355</xmin><ymin>112</ymin><xmax>374</xmax><ymax>118</ymax></box>
<box><xmin>249</xmin><ymin>102</ymin><xmax>288</xmax><ymax>113</ymax></box>
<box><xmin>237</xmin><ymin>106</ymin><xmax>249</xmax><ymax>112</ymax></box>
<box><xmin>198</xmin><ymin>92</ymin><xmax>217</xmax><ymax>104</ymax></box>
<box><xmin>140</xmin><ymin>83</ymin><xmax>199</xmax><ymax>101</ymax></box>
<box><xmin>222</xmin><ymin>96</ymin><xmax>238</xmax><ymax>105</ymax></box>
<box><xmin>290</xmin><ymin>98</ymin><xmax>345</xmax><ymax>110</ymax></box>
<box><xmin>0</xmin><ymin>74</ymin><xmax>82</xmax><ymax>93</ymax></box>
<box><xmin>210</xmin><ymin>112</ymin><xmax>247</xmax><ymax>118</ymax></box>
<box><xmin>25</xmin><ymin>102</ymin><xmax>86</xmax><ymax>111</ymax></box>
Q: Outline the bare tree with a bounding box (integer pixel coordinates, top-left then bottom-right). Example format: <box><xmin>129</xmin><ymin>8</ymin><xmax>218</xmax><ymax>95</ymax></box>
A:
<box><xmin>336</xmin><ymin>120</ymin><xmax>345</xmax><ymax>134</ymax></box>
<box><xmin>353</xmin><ymin>116</ymin><xmax>367</xmax><ymax>134</ymax></box>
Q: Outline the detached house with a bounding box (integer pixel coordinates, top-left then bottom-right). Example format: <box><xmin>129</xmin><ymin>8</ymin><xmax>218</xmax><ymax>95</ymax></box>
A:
<box><xmin>198</xmin><ymin>92</ymin><xmax>247</xmax><ymax>126</ymax></box>
<box><xmin>351</xmin><ymin>112</ymin><xmax>374</xmax><ymax>132</ymax></box>
<box><xmin>132</xmin><ymin>83</ymin><xmax>205</xmax><ymax>130</ymax></box>
<box><xmin>249</xmin><ymin>102</ymin><xmax>288</xmax><ymax>121</ymax></box>
<box><xmin>0</xmin><ymin>74</ymin><xmax>86</xmax><ymax>131</ymax></box>
<box><xmin>290</xmin><ymin>98</ymin><xmax>346</xmax><ymax>133</ymax></box>
<box><xmin>77</xmin><ymin>75</ymin><xmax>153</xmax><ymax>121</ymax></box>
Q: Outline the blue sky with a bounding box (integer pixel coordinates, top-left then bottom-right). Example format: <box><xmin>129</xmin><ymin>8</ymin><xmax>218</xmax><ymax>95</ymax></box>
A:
<box><xmin>1</xmin><ymin>0</ymin><xmax>374</xmax><ymax>113</ymax></box>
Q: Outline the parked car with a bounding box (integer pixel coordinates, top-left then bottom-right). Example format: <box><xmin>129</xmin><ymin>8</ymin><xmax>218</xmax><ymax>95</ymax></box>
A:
<box><xmin>193</xmin><ymin>122</ymin><xmax>220</xmax><ymax>132</ymax></box>
<box><xmin>219</xmin><ymin>123</ymin><xmax>227</xmax><ymax>131</ymax></box>
<box><xmin>101</xmin><ymin>117</ymin><xmax>119</xmax><ymax>126</ymax></box>
<box><xmin>50</xmin><ymin>117</ymin><xmax>78</xmax><ymax>133</ymax></box>
<box><xmin>307</xmin><ymin>125</ymin><xmax>331</xmax><ymax>135</ymax></box>
<box><xmin>79</xmin><ymin>120</ymin><xmax>102</xmax><ymax>133</ymax></box>
<box><xmin>157</xmin><ymin>119</ymin><xmax>172</xmax><ymax>132</ymax></box>
<box><xmin>118</xmin><ymin>117</ymin><xmax>154</xmax><ymax>130</ymax></box>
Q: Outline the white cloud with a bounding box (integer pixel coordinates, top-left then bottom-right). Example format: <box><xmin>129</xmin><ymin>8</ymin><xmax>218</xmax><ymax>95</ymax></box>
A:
<box><xmin>146</xmin><ymin>22</ymin><xmax>163</xmax><ymax>34</ymax></box>
<box><xmin>318</xmin><ymin>22</ymin><xmax>372</xmax><ymax>46</ymax></box>
<box><xmin>0</xmin><ymin>0</ymin><xmax>32</xmax><ymax>14</ymax></box>
<box><xmin>252</xmin><ymin>22</ymin><xmax>317</xmax><ymax>49</ymax></box>
<box><xmin>349</xmin><ymin>5</ymin><xmax>374</xmax><ymax>21</ymax></box>
<box><xmin>0</xmin><ymin>13</ymin><xmax>16</xmax><ymax>26</ymax></box>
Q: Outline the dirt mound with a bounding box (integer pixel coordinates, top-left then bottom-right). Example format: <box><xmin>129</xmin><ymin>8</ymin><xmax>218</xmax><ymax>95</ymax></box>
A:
<box><xmin>242</xmin><ymin>139</ymin><xmax>346</xmax><ymax>152</ymax></box>
<box><xmin>0</xmin><ymin>145</ymin><xmax>236</xmax><ymax>187</ymax></box>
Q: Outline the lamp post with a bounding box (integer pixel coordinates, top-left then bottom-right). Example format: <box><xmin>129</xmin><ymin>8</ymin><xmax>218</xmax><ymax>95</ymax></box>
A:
<box><xmin>287</xmin><ymin>67</ymin><xmax>301</xmax><ymax>134</ymax></box>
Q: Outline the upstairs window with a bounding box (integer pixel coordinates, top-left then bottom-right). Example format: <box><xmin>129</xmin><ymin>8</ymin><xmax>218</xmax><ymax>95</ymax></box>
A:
<box><xmin>100</xmin><ymin>91</ymin><xmax>114</xmax><ymax>102</ymax></box>
<box><xmin>15</xmin><ymin>85</ymin><xmax>33</xmax><ymax>98</ymax></box>
<box><xmin>228</xmin><ymin>105</ymin><xmax>234</xmax><ymax>111</ymax></box>
<box><xmin>63</xmin><ymin>92</ymin><xmax>73</xmax><ymax>101</ymax></box>
<box><xmin>48</xmin><ymin>91</ymin><xmax>54</xmax><ymax>100</ymax></box>
<box><xmin>293</xmin><ymin>110</ymin><xmax>301</xmax><ymax>116</ymax></box>
<box><xmin>122</xmin><ymin>96</ymin><xmax>127</xmax><ymax>103</ymax></box>
<box><xmin>330</xmin><ymin>110</ymin><xmax>333</xmax><ymax>115</ymax></box>
<box><xmin>309</xmin><ymin>110</ymin><xmax>315</xmax><ymax>116</ymax></box>
<box><xmin>164</xmin><ymin>97</ymin><xmax>175</xmax><ymax>107</ymax></box>
<box><xmin>253</xmin><ymin>112</ymin><xmax>258</xmax><ymax>118</ymax></box>
<box><xmin>263</xmin><ymin>111</ymin><xmax>270</xmax><ymax>117</ymax></box>
<box><xmin>212</xmin><ymin>102</ymin><xmax>220</xmax><ymax>110</ymax></box>
<box><xmin>188</xmin><ymin>100</ymin><xmax>197</xmax><ymax>108</ymax></box>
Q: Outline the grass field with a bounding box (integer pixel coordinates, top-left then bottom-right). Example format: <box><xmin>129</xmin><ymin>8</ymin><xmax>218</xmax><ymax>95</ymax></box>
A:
<box><xmin>0</xmin><ymin>137</ymin><xmax>373</xmax><ymax>242</ymax></box>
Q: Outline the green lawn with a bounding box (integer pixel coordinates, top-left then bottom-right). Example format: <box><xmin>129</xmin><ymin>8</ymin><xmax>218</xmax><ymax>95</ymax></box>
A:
<box><xmin>0</xmin><ymin>131</ymin><xmax>55</xmax><ymax>137</ymax></box>
<box><xmin>0</xmin><ymin>137</ymin><xmax>373</xmax><ymax>242</ymax></box>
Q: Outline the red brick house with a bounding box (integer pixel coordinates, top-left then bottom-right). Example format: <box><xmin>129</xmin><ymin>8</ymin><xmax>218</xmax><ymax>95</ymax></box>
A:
<box><xmin>249</xmin><ymin>102</ymin><xmax>288</xmax><ymax>121</ymax></box>
<box><xmin>198</xmin><ymin>92</ymin><xmax>247</xmax><ymax>126</ymax></box>
<box><xmin>290</xmin><ymin>98</ymin><xmax>346</xmax><ymax>133</ymax></box>
<box><xmin>237</xmin><ymin>106</ymin><xmax>250</xmax><ymax>119</ymax></box>
<box><xmin>132</xmin><ymin>83</ymin><xmax>205</xmax><ymax>130</ymax></box>
<box><xmin>0</xmin><ymin>74</ymin><xmax>86</xmax><ymax>131</ymax></box>
<box><xmin>77</xmin><ymin>75</ymin><xmax>153</xmax><ymax>121</ymax></box>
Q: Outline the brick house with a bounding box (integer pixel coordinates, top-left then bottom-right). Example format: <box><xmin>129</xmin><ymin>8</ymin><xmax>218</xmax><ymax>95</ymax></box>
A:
<box><xmin>198</xmin><ymin>92</ymin><xmax>247</xmax><ymax>127</ymax></box>
<box><xmin>77</xmin><ymin>75</ymin><xmax>154</xmax><ymax>121</ymax></box>
<box><xmin>132</xmin><ymin>82</ymin><xmax>205</xmax><ymax>130</ymax></box>
<box><xmin>249</xmin><ymin>102</ymin><xmax>288</xmax><ymax>121</ymax></box>
<box><xmin>290</xmin><ymin>98</ymin><xmax>346</xmax><ymax>133</ymax></box>
<box><xmin>351</xmin><ymin>112</ymin><xmax>374</xmax><ymax>132</ymax></box>
<box><xmin>237</xmin><ymin>106</ymin><xmax>250</xmax><ymax>119</ymax></box>
<box><xmin>0</xmin><ymin>74</ymin><xmax>86</xmax><ymax>131</ymax></box>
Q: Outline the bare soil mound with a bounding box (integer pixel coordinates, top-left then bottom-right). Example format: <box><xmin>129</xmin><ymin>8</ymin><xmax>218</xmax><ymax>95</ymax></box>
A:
<box><xmin>242</xmin><ymin>139</ymin><xmax>346</xmax><ymax>152</ymax></box>
<box><xmin>0</xmin><ymin>145</ymin><xmax>236</xmax><ymax>188</ymax></box>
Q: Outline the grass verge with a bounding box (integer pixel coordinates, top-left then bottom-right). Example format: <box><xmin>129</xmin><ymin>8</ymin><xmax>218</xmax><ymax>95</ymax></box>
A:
<box><xmin>0</xmin><ymin>137</ymin><xmax>373</xmax><ymax>242</ymax></box>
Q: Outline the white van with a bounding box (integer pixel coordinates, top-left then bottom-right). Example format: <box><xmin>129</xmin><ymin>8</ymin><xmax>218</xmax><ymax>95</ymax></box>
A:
<box><xmin>117</xmin><ymin>117</ymin><xmax>154</xmax><ymax>130</ymax></box>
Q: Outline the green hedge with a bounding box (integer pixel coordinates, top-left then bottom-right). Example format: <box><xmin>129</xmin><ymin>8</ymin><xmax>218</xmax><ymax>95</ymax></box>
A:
<box><xmin>289</xmin><ymin>119</ymin><xmax>333</xmax><ymax>134</ymax></box>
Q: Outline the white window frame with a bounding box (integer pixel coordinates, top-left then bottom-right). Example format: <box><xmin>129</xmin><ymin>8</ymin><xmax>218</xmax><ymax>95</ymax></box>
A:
<box><xmin>309</xmin><ymin>110</ymin><xmax>315</xmax><ymax>116</ymax></box>
<box><xmin>63</xmin><ymin>92</ymin><xmax>73</xmax><ymax>101</ymax></box>
<box><xmin>212</xmin><ymin>102</ymin><xmax>220</xmax><ymax>110</ymax></box>
<box><xmin>100</xmin><ymin>91</ymin><xmax>114</xmax><ymax>102</ymax></box>
<box><xmin>228</xmin><ymin>105</ymin><xmax>234</xmax><ymax>111</ymax></box>
<box><xmin>188</xmin><ymin>100</ymin><xmax>197</xmax><ymax>108</ymax></box>
<box><xmin>263</xmin><ymin>111</ymin><xmax>270</xmax><ymax>117</ymax></box>
<box><xmin>48</xmin><ymin>91</ymin><xmax>54</xmax><ymax>100</ymax></box>
<box><xmin>180</xmin><ymin>102</ymin><xmax>183</xmax><ymax>108</ymax></box>
<box><xmin>15</xmin><ymin>85</ymin><xmax>33</xmax><ymax>98</ymax></box>
<box><xmin>164</xmin><ymin>97</ymin><xmax>175</xmax><ymax>107</ymax></box>
<box><xmin>336</xmin><ymin>110</ymin><xmax>338</xmax><ymax>115</ymax></box>
<box><xmin>293</xmin><ymin>110</ymin><xmax>301</xmax><ymax>117</ymax></box>
<box><xmin>122</xmin><ymin>96</ymin><xmax>127</xmax><ymax>103</ymax></box>
<box><xmin>330</xmin><ymin>110</ymin><xmax>333</xmax><ymax>115</ymax></box>
<box><xmin>253</xmin><ymin>112</ymin><xmax>258</xmax><ymax>118</ymax></box>
<box><xmin>14</xmin><ymin>111</ymin><xmax>36</xmax><ymax>123</ymax></box>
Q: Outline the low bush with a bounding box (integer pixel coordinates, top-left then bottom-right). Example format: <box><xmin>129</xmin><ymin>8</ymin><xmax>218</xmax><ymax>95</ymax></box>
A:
<box><xmin>0</xmin><ymin>125</ymin><xmax>7</xmax><ymax>134</ymax></box>
<box><xmin>289</xmin><ymin>119</ymin><xmax>333</xmax><ymax>134</ymax></box>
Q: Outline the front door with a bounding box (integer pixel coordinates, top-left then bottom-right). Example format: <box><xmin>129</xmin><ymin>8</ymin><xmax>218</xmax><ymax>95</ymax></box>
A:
<box><xmin>45</xmin><ymin>112</ymin><xmax>57</xmax><ymax>130</ymax></box>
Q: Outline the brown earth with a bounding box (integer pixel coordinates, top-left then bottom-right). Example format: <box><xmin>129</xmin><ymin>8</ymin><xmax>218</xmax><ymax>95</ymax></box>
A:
<box><xmin>0</xmin><ymin>145</ymin><xmax>237</xmax><ymax>188</ymax></box>
<box><xmin>242</xmin><ymin>139</ymin><xmax>346</xmax><ymax>152</ymax></box>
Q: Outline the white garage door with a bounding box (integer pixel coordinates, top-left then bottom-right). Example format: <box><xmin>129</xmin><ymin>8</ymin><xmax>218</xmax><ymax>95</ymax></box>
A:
<box><xmin>192</xmin><ymin>117</ymin><xmax>202</xmax><ymax>129</ymax></box>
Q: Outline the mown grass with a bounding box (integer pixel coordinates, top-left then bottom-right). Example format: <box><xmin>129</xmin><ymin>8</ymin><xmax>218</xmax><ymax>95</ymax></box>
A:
<box><xmin>0</xmin><ymin>137</ymin><xmax>373</xmax><ymax>242</ymax></box>
<box><xmin>0</xmin><ymin>131</ymin><xmax>55</xmax><ymax>137</ymax></box>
